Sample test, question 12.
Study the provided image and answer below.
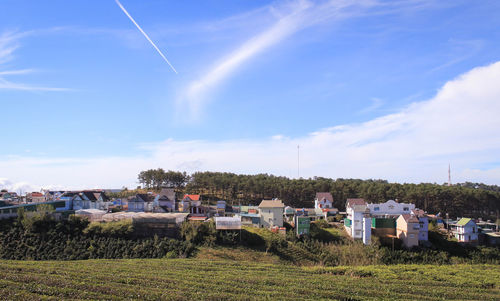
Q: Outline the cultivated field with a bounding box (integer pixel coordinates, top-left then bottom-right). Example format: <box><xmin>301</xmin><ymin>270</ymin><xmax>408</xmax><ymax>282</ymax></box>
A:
<box><xmin>0</xmin><ymin>259</ymin><xmax>498</xmax><ymax>300</ymax></box>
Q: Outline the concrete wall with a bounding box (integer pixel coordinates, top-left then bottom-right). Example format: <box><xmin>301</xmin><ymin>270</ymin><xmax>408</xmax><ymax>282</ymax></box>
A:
<box><xmin>259</xmin><ymin>207</ymin><xmax>284</xmax><ymax>228</ymax></box>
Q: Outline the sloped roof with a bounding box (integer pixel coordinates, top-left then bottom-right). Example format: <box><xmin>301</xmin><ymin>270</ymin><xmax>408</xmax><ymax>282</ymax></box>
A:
<box><xmin>259</xmin><ymin>200</ymin><xmax>285</xmax><ymax>208</ymax></box>
<box><xmin>159</xmin><ymin>188</ymin><xmax>176</xmax><ymax>201</ymax></box>
<box><xmin>134</xmin><ymin>194</ymin><xmax>153</xmax><ymax>203</ymax></box>
<box><xmin>457</xmin><ymin>218</ymin><xmax>474</xmax><ymax>226</ymax></box>
<box><xmin>183</xmin><ymin>194</ymin><xmax>200</xmax><ymax>201</ymax></box>
<box><xmin>316</xmin><ymin>192</ymin><xmax>333</xmax><ymax>203</ymax></box>
<box><xmin>82</xmin><ymin>191</ymin><xmax>97</xmax><ymax>201</ymax></box>
<box><xmin>346</xmin><ymin>198</ymin><xmax>366</xmax><ymax>207</ymax></box>
<box><xmin>400</xmin><ymin>214</ymin><xmax>419</xmax><ymax>223</ymax></box>
<box><xmin>411</xmin><ymin>209</ymin><xmax>426</xmax><ymax>217</ymax></box>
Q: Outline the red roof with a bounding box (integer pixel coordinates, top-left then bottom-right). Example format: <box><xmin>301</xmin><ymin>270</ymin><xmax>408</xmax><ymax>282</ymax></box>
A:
<box><xmin>346</xmin><ymin>198</ymin><xmax>366</xmax><ymax>207</ymax></box>
<box><xmin>31</xmin><ymin>192</ymin><xmax>43</xmax><ymax>197</ymax></box>
<box><xmin>183</xmin><ymin>194</ymin><xmax>200</xmax><ymax>201</ymax></box>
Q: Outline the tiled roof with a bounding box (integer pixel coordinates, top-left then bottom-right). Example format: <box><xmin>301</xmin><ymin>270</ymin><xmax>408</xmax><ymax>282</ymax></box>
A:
<box><xmin>135</xmin><ymin>194</ymin><xmax>153</xmax><ymax>202</ymax></box>
<box><xmin>316</xmin><ymin>192</ymin><xmax>333</xmax><ymax>203</ymax></box>
<box><xmin>259</xmin><ymin>200</ymin><xmax>285</xmax><ymax>208</ymax></box>
<box><xmin>183</xmin><ymin>194</ymin><xmax>200</xmax><ymax>201</ymax></box>
<box><xmin>400</xmin><ymin>214</ymin><xmax>419</xmax><ymax>223</ymax></box>
<box><xmin>346</xmin><ymin>198</ymin><xmax>366</xmax><ymax>207</ymax></box>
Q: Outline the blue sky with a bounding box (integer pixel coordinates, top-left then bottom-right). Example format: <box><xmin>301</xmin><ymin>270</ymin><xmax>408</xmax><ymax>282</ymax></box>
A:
<box><xmin>1</xmin><ymin>0</ymin><xmax>500</xmax><ymax>191</ymax></box>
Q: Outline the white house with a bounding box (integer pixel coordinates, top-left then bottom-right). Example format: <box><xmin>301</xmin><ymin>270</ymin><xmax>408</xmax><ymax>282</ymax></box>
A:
<box><xmin>314</xmin><ymin>192</ymin><xmax>334</xmax><ymax>209</ymax></box>
<box><xmin>258</xmin><ymin>199</ymin><xmax>285</xmax><ymax>228</ymax></box>
<box><xmin>453</xmin><ymin>218</ymin><xmax>478</xmax><ymax>244</ymax></box>
<box><xmin>367</xmin><ymin>199</ymin><xmax>415</xmax><ymax>217</ymax></box>
<box><xmin>344</xmin><ymin>198</ymin><xmax>371</xmax><ymax>245</ymax></box>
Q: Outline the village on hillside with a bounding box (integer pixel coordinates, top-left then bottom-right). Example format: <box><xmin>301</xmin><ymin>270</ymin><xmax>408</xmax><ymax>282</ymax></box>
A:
<box><xmin>1</xmin><ymin>189</ymin><xmax>499</xmax><ymax>248</ymax></box>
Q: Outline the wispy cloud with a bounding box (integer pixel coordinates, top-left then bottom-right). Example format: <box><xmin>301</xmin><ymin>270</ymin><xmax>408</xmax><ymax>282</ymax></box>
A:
<box><xmin>358</xmin><ymin>97</ymin><xmax>384</xmax><ymax>115</ymax></box>
<box><xmin>176</xmin><ymin>0</ymin><xmax>378</xmax><ymax>119</ymax></box>
<box><xmin>0</xmin><ymin>31</ymin><xmax>70</xmax><ymax>92</ymax></box>
<box><xmin>2</xmin><ymin>61</ymin><xmax>500</xmax><ymax>188</ymax></box>
<box><xmin>175</xmin><ymin>0</ymin><xmax>446</xmax><ymax>119</ymax></box>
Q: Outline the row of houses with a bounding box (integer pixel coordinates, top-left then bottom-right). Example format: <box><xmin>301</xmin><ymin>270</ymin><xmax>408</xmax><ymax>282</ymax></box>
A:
<box><xmin>2</xmin><ymin>188</ymin><xmax>498</xmax><ymax>246</ymax></box>
<box><xmin>344</xmin><ymin>198</ymin><xmax>431</xmax><ymax>248</ymax></box>
<box><xmin>344</xmin><ymin>198</ymin><xmax>499</xmax><ymax>248</ymax></box>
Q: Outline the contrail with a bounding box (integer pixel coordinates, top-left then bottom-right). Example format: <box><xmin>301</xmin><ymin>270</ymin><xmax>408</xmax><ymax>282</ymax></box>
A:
<box><xmin>115</xmin><ymin>0</ymin><xmax>178</xmax><ymax>74</ymax></box>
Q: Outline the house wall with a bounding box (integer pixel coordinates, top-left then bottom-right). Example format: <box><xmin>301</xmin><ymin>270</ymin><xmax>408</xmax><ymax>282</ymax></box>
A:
<box><xmin>418</xmin><ymin>217</ymin><xmax>428</xmax><ymax>241</ymax></box>
<box><xmin>455</xmin><ymin>224</ymin><xmax>478</xmax><ymax>242</ymax></box>
<box><xmin>362</xmin><ymin>217</ymin><xmax>371</xmax><ymax>245</ymax></box>
<box><xmin>259</xmin><ymin>207</ymin><xmax>283</xmax><ymax>228</ymax></box>
<box><xmin>314</xmin><ymin>199</ymin><xmax>332</xmax><ymax>209</ymax></box>
<box><xmin>346</xmin><ymin>206</ymin><xmax>368</xmax><ymax>240</ymax></box>
<box><xmin>128</xmin><ymin>202</ymin><xmax>145</xmax><ymax>212</ymax></box>
<box><xmin>396</xmin><ymin>218</ymin><xmax>419</xmax><ymax>248</ymax></box>
<box><xmin>368</xmin><ymin>200</ymin><xmax>415</xmax><ymax>217</ymax></box>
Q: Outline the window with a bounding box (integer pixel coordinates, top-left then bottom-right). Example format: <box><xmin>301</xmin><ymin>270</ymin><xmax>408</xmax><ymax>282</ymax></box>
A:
<box><xmin>374</xmin><ymin>207</ymin><xmax>379</xmax><ymax>211</ymax></box>
<box><xmin>403</xmin><ymin>207</ymin><xmax>409</xmax><ymax>211</ymax></box>
<box><xmin>410</xmin><ymin>234</ymin><xmax>414</xmax><ymax>238</ymax></box>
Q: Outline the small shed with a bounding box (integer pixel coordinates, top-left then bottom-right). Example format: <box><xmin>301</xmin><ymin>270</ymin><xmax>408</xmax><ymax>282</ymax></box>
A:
<box><xmin>215</xmin><ymin>216</ymin><xmax>241</xmax><ymax>230</ymax></box>
<box><xmin>75</xmin><ymin>209</ymin><xmax>107</xmax><ymax>222</ymax></box>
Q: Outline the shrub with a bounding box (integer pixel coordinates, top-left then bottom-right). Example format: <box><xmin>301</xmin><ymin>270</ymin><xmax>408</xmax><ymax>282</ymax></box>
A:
<box><xmin>83</xmin><ymin>220</ymin><xmax>134</xmax><ymax>238</ymax></box>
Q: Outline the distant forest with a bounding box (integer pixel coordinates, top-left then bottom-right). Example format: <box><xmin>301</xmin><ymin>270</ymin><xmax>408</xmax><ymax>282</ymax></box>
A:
<box><xmin>132</xmin><ymin>169</ymin><xmax>500</xmax><ymax>220</ymax></box>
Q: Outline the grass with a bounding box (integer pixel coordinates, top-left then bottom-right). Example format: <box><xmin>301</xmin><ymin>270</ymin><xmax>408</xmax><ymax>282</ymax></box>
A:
<box><xmin>0</xmin><ymin>259</ymin><xmax>498</xmax><ymax>300</ymax></box>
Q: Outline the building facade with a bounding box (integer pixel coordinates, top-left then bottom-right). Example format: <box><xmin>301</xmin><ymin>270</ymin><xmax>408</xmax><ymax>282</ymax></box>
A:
<box><xmin>396</xmin><ymin>214</ymin><xmax>420</xmax><ymax>248</ymax></box>
<box><xmin>258</xmin><ymin>199</ymin><xmax>285</xmax><ymax>228</ymax></box>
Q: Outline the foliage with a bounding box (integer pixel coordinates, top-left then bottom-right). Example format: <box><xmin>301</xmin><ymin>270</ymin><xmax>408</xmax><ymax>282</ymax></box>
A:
<box><xmin>83</xmin><ymin>220</ymin><xmax>134</xmax><ymax>238</ymax></box>
<box><xmin>0</xmin><ymin>216</ymin><xmax>190</xmax><ymax>260</ymax></box>
<box><xmin>180</xmin><ymin>221</ymin><xmax>216</xmax><ymax>247</ymax></box>
<box><xmin>170</xmin><ymin>171</ymin><xmax>500</xmax><ymax>219</ymax></box>
<box><xmin>0</xmin><ymin>260</ymin><xmax>498</xmax><ymax>300</ymax></box>
<box><xmin>138</xmin><ymin>169</ymin><xmax>188</xmax><ymax>189</ymax></box>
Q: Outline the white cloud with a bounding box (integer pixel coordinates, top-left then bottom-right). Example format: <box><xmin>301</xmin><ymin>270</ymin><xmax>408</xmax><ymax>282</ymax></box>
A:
<box><xmin>0</xmin><ymin>31</ymin><xmax>70</xmax><ymax>92</ymax></box>
<box><xmin>176</xmin><ymin>0</ymin><xmax>376</xmax><ymax>119</ymax></box>
<box><xmin>2</xmin><ymin>61</ymin><xmax>500</xmax><ymax>189</ymax></box>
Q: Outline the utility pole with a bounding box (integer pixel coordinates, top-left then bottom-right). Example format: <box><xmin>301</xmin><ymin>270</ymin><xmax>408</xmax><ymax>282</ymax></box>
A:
<box><xmin>297</xmin><ymin>145</ymin><xmax>300</xmax><ymax>179</ymax></box>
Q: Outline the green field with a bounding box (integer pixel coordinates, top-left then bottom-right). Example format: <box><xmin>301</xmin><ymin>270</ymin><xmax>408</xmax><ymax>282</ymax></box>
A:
<box><xmin>0</xmin><ymin>259</ymin><xmax>498</xmax><ymax>300</ymax></box>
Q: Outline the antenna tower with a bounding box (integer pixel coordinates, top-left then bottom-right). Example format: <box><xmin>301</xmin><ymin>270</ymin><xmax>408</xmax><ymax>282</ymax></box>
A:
<box><xmin>448</xmin><ymin>164</ymin><xmax>451</xmax><ymax>186</ymax></box>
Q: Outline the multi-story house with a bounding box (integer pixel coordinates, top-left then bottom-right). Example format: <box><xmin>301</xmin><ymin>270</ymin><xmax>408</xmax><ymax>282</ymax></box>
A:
<box><xmin>314</xmin><ymin>192</ymin><xmax>334</xmax><ymax>209</ymax></box>
<box><xmin>258</xmin><ymin>199</ymin><xmax>284</xmax><ymax>228</ymax></box>
<box><xmin>453</xmin><ymin>218</ymin><xmax>478</xmax><ymax>244</ymax></box>
<box><xmin>411</xmin><ymin>209</ymin><xmax>428</xmax><ymax>241</ymax></box>
<box><xmin>344</xmin><ymin>198</ymin><xmax>371</xmax><ymax>245</ymax></box>
<box><xmin>396</xmin><ymin>214</ymin><xmax>420</xmax><ymax>248</ymax></box>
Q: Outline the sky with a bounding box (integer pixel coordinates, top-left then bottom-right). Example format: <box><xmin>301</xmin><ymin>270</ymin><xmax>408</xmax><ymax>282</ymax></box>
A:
<box><xmin>1</xmin><ymin>0</ymin><xmax>500</xmax><ymax>192</ymax></box>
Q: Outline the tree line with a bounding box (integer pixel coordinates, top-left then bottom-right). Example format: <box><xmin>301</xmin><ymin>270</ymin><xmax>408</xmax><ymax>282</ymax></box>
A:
<box><xmin>136</xmin><ymin>170</ymin><xmax>500</xmax><ymax>219</ymax></box>
<box><xmin>137</xmin><ymin>169</ymin><xmax>188</xmax><ymax>189</ymax></box>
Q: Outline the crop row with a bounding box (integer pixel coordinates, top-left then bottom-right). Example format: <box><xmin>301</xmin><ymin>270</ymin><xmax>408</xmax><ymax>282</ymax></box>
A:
<box><xmin>0</xmin><ymin>259</ymin><xmax>498</xmax><ymax>300</ymax></box>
